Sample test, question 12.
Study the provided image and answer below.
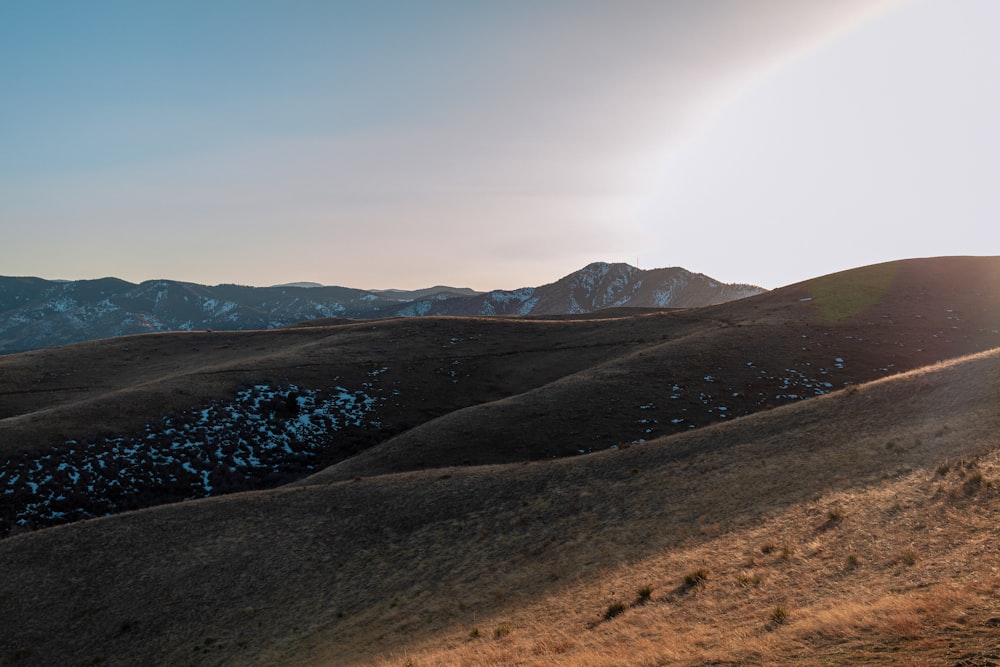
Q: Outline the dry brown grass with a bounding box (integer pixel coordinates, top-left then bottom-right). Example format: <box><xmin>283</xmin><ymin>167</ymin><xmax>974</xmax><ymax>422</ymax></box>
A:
<box><xmin>3</xmin><ymin>345</ymin><xmax>996</xmax><ymax>666</ymax></box>
<box><xmin>0</xmin><ymin>312</ymin><xmax>707</xmax><ymax>458</ymax></box>
<box><xmin>364</xmin><ymin>447</ymin><xmax>1000</xmax><ymax>667</ymax></box>
<box><xmin>2</xmin><ymin>257</ymin><xmax>1000</xmax><ymax>665</ymax></box>
<box><xmin>6</xmin><ymin>256</ymin><xmax>1000</xmax><ymax>474</ymax></box>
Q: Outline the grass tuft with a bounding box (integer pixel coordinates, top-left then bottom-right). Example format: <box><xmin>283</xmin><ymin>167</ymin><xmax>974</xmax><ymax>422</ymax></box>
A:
<box><xmin>603</xmin><ymin>601</ymin><xmax>627</xmax><ymax>621</ymax></box>
<box><xmin>819</xmin><ymin>507</ymin><xmax>845</xmax><ymax>531</ymax></box>
<box><xmin>768</xmin><ymin>605</ymin><xmax>790</xmax><ymax>629</ymax></box>
<box><xmin>962</xmin><ymin>471</ymin><xmax>985</xmax><ymax>496</ymax></box>
<box><xmin>683</xmin><ymin>569</ymin><xmax>710</xmax><ymax>590</ymax></box>
<box><xmin>492</xmin><ymin>623</ymin><xmax>512</xmax><ymax>639</ymax></box>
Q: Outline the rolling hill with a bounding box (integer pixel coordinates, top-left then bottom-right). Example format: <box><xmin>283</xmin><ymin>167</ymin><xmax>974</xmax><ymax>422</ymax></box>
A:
<box><xmin>0</xmin><ymin>255</ymin><xmax>999</xmax><ymax>666</ymax></box>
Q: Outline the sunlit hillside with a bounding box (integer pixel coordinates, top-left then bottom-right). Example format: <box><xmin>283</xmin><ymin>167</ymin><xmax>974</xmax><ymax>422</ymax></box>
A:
<box><xmin>1</xmin><ymin>257</ymin><xmax>998</xmax><ymax>666</ymax></box>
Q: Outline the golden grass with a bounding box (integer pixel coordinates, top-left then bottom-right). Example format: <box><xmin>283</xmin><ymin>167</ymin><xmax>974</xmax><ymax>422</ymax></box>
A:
<box><xmin>309</xmin><ymin>349</ymin><xmax>1000</xmax><ymax>666</ymax></box>
<box><xmin>2</xmin><ymin>348</ymin><xmax>997</xmax><ymax>666</ymax></box>
<box><xmin>2</xmin><ymin>255</ymin><xmax>1000</xmax><ymax>666</ymax></box>
<box><xmin>365</xmin><ymin>449</ymin><xmax>1000</xmax><ymax>667</ymax></box>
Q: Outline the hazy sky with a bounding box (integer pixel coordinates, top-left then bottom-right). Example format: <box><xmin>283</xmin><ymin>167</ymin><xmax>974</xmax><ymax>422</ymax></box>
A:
<box><xmin>2</xmin><ymin>0</ymin><xmax>997</xmax><ymax>290</ymax></box>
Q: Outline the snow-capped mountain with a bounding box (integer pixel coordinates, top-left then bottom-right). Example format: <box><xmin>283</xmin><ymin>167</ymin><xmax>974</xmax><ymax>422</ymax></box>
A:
<box><xmin>0</xmin><ymin>263</ymin><xmax>763</xmax><ymax>353</ymax></box>
<box><xmin>427</xmin><ymin>262</ymin><xmax>763</xmax><ymax>317</ymax></box>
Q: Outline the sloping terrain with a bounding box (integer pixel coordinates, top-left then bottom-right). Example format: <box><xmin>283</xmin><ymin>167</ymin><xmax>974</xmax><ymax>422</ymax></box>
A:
<box><xmin>307</xmin><ymin>255</ymin><xmax>1000</xmax><ymax>481</ymax></box>
<box><xmin>1</xmin><ymin>257</ymin><xmax>997</xmax><ymax>536</ymax></box>
<box><xmin>0</xmin><ymin>343</ymin><xmax>997</xmax><ymax>666</ymax></box>
<box><xmin>0</xmin><ymin>256</ymin><xmax>998</xmax><ymax>666</ymax></box>
<box><xmin>0</xmin><ymin>314</ymin><xmax>683</xmax><ymax>533</ymax></box>
<box><xmin>0</xmin><ymin>277</ymin><xmax>386</xmax><ymax>354</ymax></box>
<box><xmin>0</xmin><ymin>262</ymin><xmax>761</xmax><ymax>354</ymax></box>
<box><xmin>420</xmin><ymin>262</ymin><xmax>762</xmax><ymax>316</ymax></box>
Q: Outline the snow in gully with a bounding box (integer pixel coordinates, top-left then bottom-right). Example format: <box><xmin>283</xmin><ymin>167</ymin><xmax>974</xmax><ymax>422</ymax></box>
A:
<box><xmin>0</xmin><ymin>380</ymin><xmax>385</xmax><ymax>535</ymax></box>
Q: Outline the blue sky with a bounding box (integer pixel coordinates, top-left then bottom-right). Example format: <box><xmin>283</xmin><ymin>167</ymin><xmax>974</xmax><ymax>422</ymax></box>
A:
<box><xmin>2</xmin><ymin>0</ymin><xmax>997</xmax><ymax>290</ymax></box>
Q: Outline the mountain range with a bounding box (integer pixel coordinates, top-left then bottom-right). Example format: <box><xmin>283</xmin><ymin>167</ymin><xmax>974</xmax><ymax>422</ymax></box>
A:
<box><xmin>0</xmin><ymin>262</ymin><xmax>762</xmax><ymax>354</ymax></box>
<box><xmin>1</xmin><ymin>256</ymin><xmax>998</xmax><ymax>666</ymax></box>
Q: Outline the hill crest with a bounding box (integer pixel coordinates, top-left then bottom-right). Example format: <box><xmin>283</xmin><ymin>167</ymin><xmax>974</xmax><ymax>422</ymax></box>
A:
<box><xmin>2</xmin><ymin>255</ymin><xmax>998</xmax><ymax>536</ymax></box>
<box><xmin>1</xmin><ymin>343</ymin><xmax>997</xmax><ymax>666</ymax></box>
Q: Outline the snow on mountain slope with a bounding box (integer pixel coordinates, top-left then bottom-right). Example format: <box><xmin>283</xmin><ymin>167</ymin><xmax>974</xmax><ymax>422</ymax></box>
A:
<box><xmin>0</xmin><ymin>264</ymin><xmax>763</xmax><ymax>353</ymax></box>
<box><xmin>417</xmin><ymin>263</ymin><xmax>763</xmax><ymax>317</ymax></box>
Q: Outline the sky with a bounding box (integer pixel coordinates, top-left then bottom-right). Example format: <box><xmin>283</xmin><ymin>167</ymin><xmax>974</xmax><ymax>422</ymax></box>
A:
<box><xmin>1</xmin><ymin>0</ymin><xmax>997</xmax><ymax>291</ymax></box>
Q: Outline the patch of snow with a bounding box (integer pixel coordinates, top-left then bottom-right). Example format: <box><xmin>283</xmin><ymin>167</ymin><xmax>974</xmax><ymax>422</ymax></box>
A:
<box><xmin>517</xmin><ymin>297</ymin><xmax>539</xmax><ymax>315</ymax></box>
<box><xmin>1</xmin><ymin>378</ymin><xmax>388</xmax><ymax>534</ymax></box>
<box><xmin>486</xmin><ymin>287</ymin><xmax>535</xmax><ymax>306</ymax></box>
<box><xmin>399</xmin><ymin>301</ymin><xmax>433</xmax><ymax>317</ymax></box>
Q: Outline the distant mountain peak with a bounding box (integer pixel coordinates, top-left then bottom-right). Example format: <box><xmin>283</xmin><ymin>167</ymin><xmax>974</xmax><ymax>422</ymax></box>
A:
<box><xmin>0</xmin><ymin>264</ymin><xmax>764</xmax><ymax>353</ymax></box>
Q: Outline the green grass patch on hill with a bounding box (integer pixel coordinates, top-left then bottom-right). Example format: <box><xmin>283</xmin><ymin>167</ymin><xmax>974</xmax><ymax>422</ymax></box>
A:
<box><xmin>808</xmin><ymin>262</ymin><xmax>899</xmax><ymax>322</ymax></box>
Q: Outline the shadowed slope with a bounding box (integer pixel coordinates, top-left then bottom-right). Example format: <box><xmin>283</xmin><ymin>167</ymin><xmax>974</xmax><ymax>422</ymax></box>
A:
<box><xmin>1</xmin><ymin>345</ymin><xmax>998</xmax><ymax>666</ymax></box>
<box><xmin>0</xmin><ymin>316</ymin><xmax>676</xmax><ymax>457</ymax></box>
<box><xmin>305</xmin><ymin>256</ymin><xmax>1000</xmax><ymax>481</ymax></box>
<box><xmin>0</xmin><ymin>314</ymin><xmax>697</xmax><ymax>533</ymax></box>
<box><xmin>2</xmin><ymin>257</ymin><xmax>999</xmax><ymax>535</ymax></box>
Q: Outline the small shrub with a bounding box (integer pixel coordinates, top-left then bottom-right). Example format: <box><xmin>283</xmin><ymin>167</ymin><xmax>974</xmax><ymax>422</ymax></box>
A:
<box><xmin>493</xmin><ymin>623</ymin><xmax>512</xmax><ymax>639</ymax></box>
<box><xmin>604</xmin><ymin>601</ymin><xmax>628</xmax><ymax>620</ymax></box>
<box><xmin>895</xmin><ymin>549</ymin><xmax>918</xmax><ymax>566</ymax></box>
<box><xmin>761</xmin><ymin>543</ymin><xmax>776</xmax><ymax>554</ymax></box>
<box><xmin>737</xmin><ymin>571</ymin><xmax>762</xmax><ymax>588</ymax></box>
<box><xmin>683</xmin><ymin>569</ymin><xmax>710</xmax><ymax>590</ymax></box>
<box><xmin>768</xmin><ymin>606</ymin><xmax>789</xmax><ymax>628</ymax></box>
<box><xmin>636</xmin><ymin>586</ymin><xmax>653</xmax><ymax>604</ymax></box>
<box><xmin>936</xmin><ymin>462</ymin><xmax>951</xmax><ymax>476</ymax></box>
<box><xmin>963</xmin><ymin>471</ymin><xmax>985</xmax><ymax>496</ymax></box>
<box><xmin>468</xmin><ymin>628</ymin><xmax>480</xmax><ymax>639</ymax></box>
<box><xmin>844</xmin><ymin>554</ymin><xmax>859</xmax><ymax>570</ymax></box>
<box><xmin>820</xmin><ymin>508</ymin><xmax>844</xmax><ymax>531</ymax></box>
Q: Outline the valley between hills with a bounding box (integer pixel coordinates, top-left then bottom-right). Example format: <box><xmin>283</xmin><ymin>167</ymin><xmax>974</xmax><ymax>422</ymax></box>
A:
<box><xmin>1</xmin><ymin>255</ymin><xmax>999</xmax><ymax>666</ymax></box>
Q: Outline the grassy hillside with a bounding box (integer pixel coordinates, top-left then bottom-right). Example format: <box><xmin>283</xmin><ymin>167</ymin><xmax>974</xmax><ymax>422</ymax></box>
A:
<box><xmin>307</xmin><ymin>255</ymin><xmax>1000</xmax><ymax>481</ymax></box>
<box><xmin>0</xmin><ymin>256</ymin><xmax>998</xmax><ymax>665</ymax></box>
<box><xmin>1</xmin><ymin>345</ymin><xmax>997</xmax><ymax>666</ymax></box>
<box><xmin>3</xmin><ymin>256</ymin><xmax>998</xmax><ymax>536</ymax></box>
